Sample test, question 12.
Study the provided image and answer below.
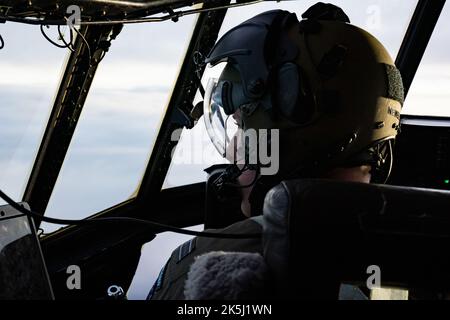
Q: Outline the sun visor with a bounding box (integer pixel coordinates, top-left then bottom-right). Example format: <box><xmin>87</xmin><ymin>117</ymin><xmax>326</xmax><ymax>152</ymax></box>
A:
<box><xmin>205</xmin><ymin>9</ymin><xmax>299</xmax><ymax>99</ymax></box>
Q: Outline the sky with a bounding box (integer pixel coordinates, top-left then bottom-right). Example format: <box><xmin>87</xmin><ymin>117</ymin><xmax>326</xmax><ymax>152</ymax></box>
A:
<box><xmin>0</xmin><ymin>0</ymin><xmax>449</xmax><ymax>299</ymax></box>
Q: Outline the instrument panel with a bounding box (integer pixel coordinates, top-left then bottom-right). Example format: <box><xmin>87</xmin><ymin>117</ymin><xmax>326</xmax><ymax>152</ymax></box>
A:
<box><xmin>390</xmin><ymin>116</ymin><xmax>450</xmax><ymax>190</ymax></box>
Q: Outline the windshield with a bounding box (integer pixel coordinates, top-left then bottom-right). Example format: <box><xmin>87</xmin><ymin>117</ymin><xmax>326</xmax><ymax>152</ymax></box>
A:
<box><xmin>0</xmin><ymin>23</ymin><xmax>68</xmax><ymax>204</ymax></box>
<box><xmin>42</xmin><ymin>17</ymin><xmax>197</xmax><ymax>233</ymax></box>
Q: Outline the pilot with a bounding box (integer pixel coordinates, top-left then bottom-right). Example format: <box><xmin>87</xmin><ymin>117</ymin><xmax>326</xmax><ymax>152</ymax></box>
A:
<box><xmin>149</xmin><ymin>3</ymin><xmax>404</xmax><ymax>300</ymax></box>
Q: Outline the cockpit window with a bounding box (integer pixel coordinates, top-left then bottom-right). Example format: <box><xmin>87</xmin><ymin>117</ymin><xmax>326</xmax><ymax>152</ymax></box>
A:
<box><xmin>163</xmin><ymin>0</ymin><xmax>418</xmax><ymax>189</ymax></box>
<box><xmin>402</xmin><ymin>2</ymin><xmax>450</xmax><ymax>117</ymax></box>
<box><xmin>0</xmin><ymin>24</ymin><xmax>67</xmax><ymax>205</ymax></box>
<box><xmin>42</xmin><ymin>17</ymin><xmax>196</xmax><ymax>233</ymax></box>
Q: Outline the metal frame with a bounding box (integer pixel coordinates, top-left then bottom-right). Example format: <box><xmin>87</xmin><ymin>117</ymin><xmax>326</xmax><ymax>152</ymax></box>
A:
<box><xmin>0</xmin><ymin>0</ymin><xmax>204</xmax><ymax>20</ymax></box>
<box><xmin>396</xmin><ymin>0</ymin><xmax>446</xmax><ymax>97</ymax></box>
<box><xmin>23</xmin><ymin>24</ymin><xmax>122</xmax><ymax>219</ymax></box>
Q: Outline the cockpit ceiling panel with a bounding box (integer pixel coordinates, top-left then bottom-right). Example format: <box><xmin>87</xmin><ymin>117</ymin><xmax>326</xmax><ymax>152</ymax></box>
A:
<box><xmin>0</xmin><ymin>0</ymin><xmax>204</xmax><ymax>19</ymax></box>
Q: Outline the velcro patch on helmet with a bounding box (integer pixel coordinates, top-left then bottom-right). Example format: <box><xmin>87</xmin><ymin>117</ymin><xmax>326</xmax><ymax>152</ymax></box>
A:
<box><xmin>384</xmin><ymin>64</ymin><xmax>404</xmax><ymax>105</ymax></box>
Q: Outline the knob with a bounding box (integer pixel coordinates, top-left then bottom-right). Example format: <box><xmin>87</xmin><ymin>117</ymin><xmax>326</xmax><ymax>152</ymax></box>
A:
<box><xmin>107</xmin><ymin>285</ymin><xmax>125</xmax><ymax>299</ymax></box>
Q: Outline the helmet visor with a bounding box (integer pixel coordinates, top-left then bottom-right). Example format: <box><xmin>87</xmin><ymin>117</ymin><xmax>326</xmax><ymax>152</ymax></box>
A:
<box><xmin>204</xmin><ymin>77</ymin><xmax>243</xmax><ymax>162</ymax></box>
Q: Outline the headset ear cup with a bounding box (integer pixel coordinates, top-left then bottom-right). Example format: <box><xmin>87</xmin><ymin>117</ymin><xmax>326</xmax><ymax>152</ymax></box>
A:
<box><xmin>275</xmin><ymin>62</ymin><xmax>300</xmax><ymax>119</ymax></box>
<box><xmin>275</xmin><ymin>63</ymin><xmax>315</xmax><ymax>124</ymax></box>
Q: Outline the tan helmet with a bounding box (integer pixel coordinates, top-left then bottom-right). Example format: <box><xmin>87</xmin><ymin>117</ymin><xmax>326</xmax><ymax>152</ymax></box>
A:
<box><xmin>203</xmin><ymin>7</ymin><xmax>404</xmax><ymax>181</ymax></box>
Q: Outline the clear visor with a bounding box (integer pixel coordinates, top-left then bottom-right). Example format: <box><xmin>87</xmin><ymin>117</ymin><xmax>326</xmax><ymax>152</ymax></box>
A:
<box><xmin>204</xmin><ymin>77</ymin><xmax>246</xmax><ymax>163</ymax></box>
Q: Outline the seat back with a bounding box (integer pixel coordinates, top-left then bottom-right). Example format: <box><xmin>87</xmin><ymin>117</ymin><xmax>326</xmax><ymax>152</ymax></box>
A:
<box><xmin>262</xmin><ymin>179</ymin><xmax>450</xmax><ymax>298</ymax></box>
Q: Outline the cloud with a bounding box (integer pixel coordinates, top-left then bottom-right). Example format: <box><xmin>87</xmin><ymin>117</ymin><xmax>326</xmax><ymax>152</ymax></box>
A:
<box><xmin>0</xmin><ymin>159</ymin><xmax>30</xmax><ymax>205</ymax></box>
<box><xmin>0</xmin><ymin>63</ymin><xmax>65</xmax><ymax>88</ymax></box>
<box><xmin>404</xmin><ymin>63</ymin><xmax>450</xmax><ymax>116</ymax></box>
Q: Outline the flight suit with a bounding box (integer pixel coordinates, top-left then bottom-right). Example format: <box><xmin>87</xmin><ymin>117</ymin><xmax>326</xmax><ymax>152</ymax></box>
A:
<box><xmin>148</xmin><ymin>217</ymin><xmax>264</xmax><ymax>300</ymax></box>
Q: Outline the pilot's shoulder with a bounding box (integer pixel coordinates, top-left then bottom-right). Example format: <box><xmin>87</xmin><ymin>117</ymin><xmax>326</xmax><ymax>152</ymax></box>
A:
<box><xmin>216</xmin><ymin>216</ymin><xmax>263</xmax><ymax>234</ymax></box>
<box><xmin>197</xmin><ymin>217</ymin><xmax>263</xmax><ymax>253</ymax></box>
<box><xmin>169</xmin><ymin>217</ymin><xmax>263</xmax><ymax>261</ymax></box>
<box><xmin>149</xmin><ymin>218</ymin><xmax>262</xmax><ymax>300</ymax></box>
